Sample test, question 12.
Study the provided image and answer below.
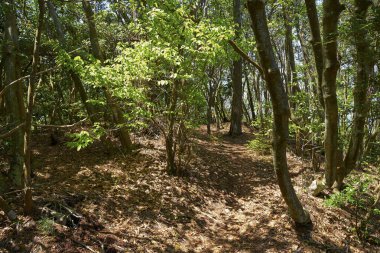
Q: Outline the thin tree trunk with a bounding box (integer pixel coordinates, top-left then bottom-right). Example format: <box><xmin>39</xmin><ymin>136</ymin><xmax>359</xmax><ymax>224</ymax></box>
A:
<box><xmin>47</xmin><ymin>1</ymin><xmax>98</xmax><ymax>123</ymax></box>
<box><xmin>23</xmin><ymin>0</ymin><xmax>45</xmax><ymax>214</ymax></box>
<box><xmin>247</xmin><ymin>0</ymin><xmax>311</xmax><ymax>224</ymax></box>
<box><xmin>245</xmin><ymin>69</ymin><xmax>257</xmax><ymax>121</ymax></box>
<box><xmin>229</xmin><ymin>0</ymin><xmax>243</xmax><ymax>136</ymax></box>
<box><xmin>295</xmin><ymin>24</ymin><xmax>314</xmax><ymax>94</ymax></box>
<box><xmin>219</xmin><ymin>94</ymin><xmax>228</xmax><ymax>122</ymax></box>
<box><xmin>337</xmin><ymin>0</ymin><xmax>372</xmax><ymax>187</ymax></box>
<box><xmin>166</xmin><ymin>80</ymin><xmax>179</xmax><ymax>174</ymax></box>
<box><xmin>0</xmin><ymin>59</ymin><xmax>4</xmax><ymax>116</ymax></box>
<box><xmin>82</xmin><ymin>0</ymin><xmax>133</xmax><ymax>152</ymax></box>
<box><xmin>3</xmin><ymin>0</ymin><xmax>26</xmax><ymax>188</ymax></box>
<box><xmin>283</xmin><ymin>6</ymin><xmax>301</xmax><ymax>109</ymax></box>
<box><xmin>305</xmin><ymin>0</ymin><xmax>325</xmax><ymax>109</ymax></box>
<box><xmin>321</xmin><ymin>0</ymin><xmax>344</xmax><ymax>187</ymax></box>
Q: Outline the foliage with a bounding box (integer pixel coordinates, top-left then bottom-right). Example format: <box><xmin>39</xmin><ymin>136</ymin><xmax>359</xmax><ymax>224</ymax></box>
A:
<box><xmin>37</xmin><ymin>218</ymin><xmax>56</xmax><ymax>235</ymax></box>
<box><xmin>65</xmin><ymin>123</ymin><xmax>106</xmax><ymax>151</ymax></box>
<box><xmin>324</xmin><ymin>176</ymin><xmax>372</xmax><ymax>208</ymax></box>
<box><xmin>247</xmin><ymin>132</ymin><xmax>272</xmax><ymax>155</ymax></box>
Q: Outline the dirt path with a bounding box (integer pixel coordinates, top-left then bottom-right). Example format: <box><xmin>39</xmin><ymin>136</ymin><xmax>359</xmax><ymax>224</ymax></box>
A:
<box><xmin>0</xmin><ymin>125</ymin><xmax>377</xmax><ymax>252</ymax></box>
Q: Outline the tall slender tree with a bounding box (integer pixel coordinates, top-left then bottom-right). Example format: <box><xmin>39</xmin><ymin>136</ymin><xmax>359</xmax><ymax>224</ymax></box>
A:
<box><xmin>337</xmin><ymin>0</ymin><xmax>372</xmax><ymax>187</ymax></box>
<box><xmin>247</xmin><ymin>0</ymin><xmax>311</xmax><ymax>224</ymax></box>
<box><xmin>23</xmin><ymin>0</ymin><xmax>45</xmax><ymax>214</ymax></box>
<box><xmin>229</xmin><ymin>0</ymin><xmax>243</xmax><ymax>136</ymax></box>
<box><xmin>321</xmin><ymin>0</ymin><xmax>344</xmax><ymax>187</ymax></box>
<box><xmin>304</xmin><ymin>0</ymin><xmax>325</xmax><ymax>109</ymax></box>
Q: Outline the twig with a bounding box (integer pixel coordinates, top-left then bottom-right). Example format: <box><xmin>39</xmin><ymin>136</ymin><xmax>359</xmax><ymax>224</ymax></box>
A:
<box><xmin>3</xmin><ymin>189</ymin><xmax>26</xmax><ymax>195</ymax></box>
<box><xmin>72</xmin><ymin>239</ymin><xmax>98</xmax><ymax>253</ymax></box>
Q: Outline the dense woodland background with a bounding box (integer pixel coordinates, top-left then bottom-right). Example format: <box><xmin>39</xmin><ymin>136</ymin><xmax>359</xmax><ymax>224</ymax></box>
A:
<box><xmin>0</xmin><ymin>0</ymin><xmax>380</xmax><ymax>252</ymax></box>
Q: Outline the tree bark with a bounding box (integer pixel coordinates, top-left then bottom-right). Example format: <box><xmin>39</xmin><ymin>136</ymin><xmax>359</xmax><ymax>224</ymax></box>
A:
<box><xmin>321</xmin><ymin>0</ymin><xmax>344</xmax><ymax>187</ymax></box>
<box><xmin>304</xmin><ymin>0</ymin><xmax>325</xmax><ymax>109</ymax></box>
<box><xmin>229</xmin><ymin>0</ymin><xmax>243</xmax><ymax>136</ymax></box>
<box><xmin>247</xmin><ymin>0</ymin><xmax>311</xmax><ymax>224</ymax></box>
<box><xmin>3</xmin><ymin>0</ymin><xmax>26</xmax><ymax>188</ymax></box>
<box><xmin>337</xmin><ymin>0</ymin><xmax>372</xmax><ymax>187</ymax></box>
<box><xmin>23</xmin><ymin>0</ymin><xmax>45</xmax><ymax>215</ymax></box>
<box><xmin>166</xmin><ymin>80</ymin><xmax>179</xmax><ymax>175</ymax></box>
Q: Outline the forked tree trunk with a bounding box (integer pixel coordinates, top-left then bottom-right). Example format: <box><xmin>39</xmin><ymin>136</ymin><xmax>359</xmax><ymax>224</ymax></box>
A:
<box><xmin>247</xmin><ymin>0</ymin><xmax>311</xmax><ymax>225</ymax></box>
<box><xmin>337</xmin><ymin>0</ymin><xmax>372</xmax><ymax>187</ymax></box>
<box><xmin>3</xmin><ymin>0</ymin><xmax>26</xmax><ymax>188</ymax></box>
<box><xmin>23</xmin><ymin>0</ymin><xmax>45</xmax><ymax>215</ymax></box>
<box><xmin>321</xmin><ymin>0</ymin><xmax>344</xmax><ymax>187</ymax></box>
<box><xmin>229</xmin><ymin>0</ymin><xmax>243</xmax><ymax>136</ymax></box>
<box><xmin>82</xmin><ymin>0</ymin><xmax>133</xmax><ymax>152</ymax></box>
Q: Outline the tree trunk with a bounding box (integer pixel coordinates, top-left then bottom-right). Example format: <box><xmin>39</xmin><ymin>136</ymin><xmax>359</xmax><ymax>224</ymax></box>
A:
<box><xmin>321</xmin><ymin>0</ymin><xmax>344</xmax><ymax>187</ymax></box>
<box><xmin>246</xmin><ymin>69</ymin><xmax>257</xmax><ymax>122</ymax></box>
<box><xmin>3</xmin><ymin>0</ymin><xmax>26</xmax><ymax>188</ymax></box>
<box><xmin>166</xmin><ymin>81</ymin><xmax>179</xmax><ymax>175</ymax></box>
<box><xmin>283</xmin><ymin>6</ymin><xmax>301</xmax><ymax>103</ymax></box>
<box><xmin>247</xmin><ymin>0</ymin><xmax>311</xmax><ymax>225</ymax></box>
<box><xmin>47</xmin><ymin>1</ymin><xmax>98</xmax><ymax>123</ymax></box>
<box><xmin>23</xmin><ymin>0</ymin><xmax>45</xmax><ymax>215</ymax></box>
<box><xmin>206</xmin><ymin>77</ymin><xmax>217</xmax><ymax>135</ymax></box>
<box><xmin>304</xmin><ymin>0</ymin><xmax>325</xmax><ymax>109</ymax></box>
<box><xmin>219</xmin><ymin>94</ymin><xmax>228</xmax><ymax>122</ymax></box>
<box><xmin>229</xmin><ymin>0</ymin><xmax>243</xmax><ymax>136</ymax></box>
<box><xmin>0</xmin><ymin>59</ymin><xmax>4</xmax><ymax>116</ymax></box>
<box><xmin>337</xmin><ymin>0</ymin><xmax>372</xmax><ymax>187</ymax></box>
<box><xmin>82</xmin><ymin>0</ymin><xmax>133</xmax><ymax>152</ymax></box>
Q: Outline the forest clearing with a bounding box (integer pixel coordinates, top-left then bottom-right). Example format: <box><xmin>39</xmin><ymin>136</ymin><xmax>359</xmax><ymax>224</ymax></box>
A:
<box><xmin>1</xmin><ymin>0</ymin><xmax>380</xmax><ymax>252</ymax></box>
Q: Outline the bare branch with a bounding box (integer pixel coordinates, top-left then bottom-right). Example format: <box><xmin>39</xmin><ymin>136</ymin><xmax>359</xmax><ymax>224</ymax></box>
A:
<box><xmin>35</xmin><ymin>117</ymin><xmax>90</xmax><ymax>129</ymax></box>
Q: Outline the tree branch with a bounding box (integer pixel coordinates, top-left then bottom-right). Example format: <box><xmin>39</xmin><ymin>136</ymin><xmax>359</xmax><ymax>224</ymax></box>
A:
<box><xmin>0</xmin><ymin>67</ymin><xmax>58</xmax><ymax>98</ymax></box>
<box><xmin>228</xmin><ymin>40</ymin><xmax>264</xmax><ymax>76</ymax></box>
<box><xmin>35</xmin><ymin>117</ymin><xmax>90</xmax><ymax>129</ymax></box>
<box><xmin>0</xmin><ymin>122</ymin><xmax>26</xmax><ymax>139</ymax></box>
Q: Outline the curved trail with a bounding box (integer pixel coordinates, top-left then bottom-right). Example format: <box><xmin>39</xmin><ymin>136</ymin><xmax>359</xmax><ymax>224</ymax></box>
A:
<box><xmin>2</xmin><ymin>125</ymin><xmax>370</xmax><ymax>252</ymax></box>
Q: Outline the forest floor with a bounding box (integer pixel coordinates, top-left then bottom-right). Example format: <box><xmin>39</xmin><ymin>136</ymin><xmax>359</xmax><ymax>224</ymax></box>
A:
<box><xmin>0</xmin><ymin>124</ymin><xmax>379</xmax><ymax>253</ymax></box>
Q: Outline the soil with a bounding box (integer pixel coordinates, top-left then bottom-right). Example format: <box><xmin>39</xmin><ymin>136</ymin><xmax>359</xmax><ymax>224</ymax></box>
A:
<box><xmin>0</xmin><ymin>124</ymin><xmax>379</xmax><ymax>252</ymax></box>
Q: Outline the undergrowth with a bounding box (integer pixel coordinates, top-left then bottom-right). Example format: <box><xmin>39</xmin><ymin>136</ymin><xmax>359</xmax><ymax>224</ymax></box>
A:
<box><xmin>247</xmin><ymin>132</ymin><xmax>272</xmax><ymax>154</ymax></box>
